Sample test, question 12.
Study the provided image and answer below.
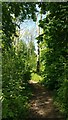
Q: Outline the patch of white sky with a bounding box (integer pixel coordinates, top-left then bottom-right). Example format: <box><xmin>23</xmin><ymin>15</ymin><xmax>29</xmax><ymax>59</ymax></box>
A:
<box><xmin>19</xmin><ymin>4</ymin><xmax>46</xmax><ymax>53</ymax></box>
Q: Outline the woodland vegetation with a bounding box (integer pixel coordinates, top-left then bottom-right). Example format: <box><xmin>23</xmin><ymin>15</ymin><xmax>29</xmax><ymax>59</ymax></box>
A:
<box><xmin>1</xmin><ymin>2</ymin><xmax>68</xmax><ymax>120</ymax></box>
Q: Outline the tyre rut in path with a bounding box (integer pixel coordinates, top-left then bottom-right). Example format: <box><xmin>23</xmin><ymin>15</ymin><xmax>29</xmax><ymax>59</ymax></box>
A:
<box><xmin>28</xmin><ymin>80</ymin><xmax>65</xmax><ymax>120</ymax></box>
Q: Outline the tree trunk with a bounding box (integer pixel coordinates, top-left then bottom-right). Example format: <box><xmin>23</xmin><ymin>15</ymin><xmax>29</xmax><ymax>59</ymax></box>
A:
<box><xmin>37</xmin><ymin>41</ymin><xmax>40</xmax><ymax>73</ymax></box>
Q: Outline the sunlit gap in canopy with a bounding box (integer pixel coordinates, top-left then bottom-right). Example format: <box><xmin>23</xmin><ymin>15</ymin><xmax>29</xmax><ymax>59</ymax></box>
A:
<box><xmin>19</xmin><ymin>4</ymin><xmax>40</xmax><ymax>54</ymax></box>
<box><xmin>19</xmin><ymin>4</ymin><xmax>46</xmax><ymax>55</ymax></box>
<box><xmin>19</xmin><ymin>19</ymin><xmax>38</xmax><ymax>54</ymax></box>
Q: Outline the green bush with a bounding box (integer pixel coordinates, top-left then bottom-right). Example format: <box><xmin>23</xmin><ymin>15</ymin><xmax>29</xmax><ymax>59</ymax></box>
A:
<box><xmin>31</xmin><ymin>72</ymin><xmax>43</xmax><ymax>82</ymax></box>
<box><xmin>2</xmin><ymin>42</ymin><xmax>31</xmax><ymax>120</ymax></box>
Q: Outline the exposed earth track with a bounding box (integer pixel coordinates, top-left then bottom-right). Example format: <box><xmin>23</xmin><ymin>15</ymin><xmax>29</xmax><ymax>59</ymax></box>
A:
<box><xmin>28</xmin><ymin>80</ymin><xmax>65</xmax><ymax>120</ymax></box>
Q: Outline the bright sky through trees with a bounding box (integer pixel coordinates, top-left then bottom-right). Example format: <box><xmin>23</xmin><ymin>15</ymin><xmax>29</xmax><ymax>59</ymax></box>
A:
<box><xmin>19</xmin><ymin>4</ymin><xmax>46</xmax><ymax>54</ymax></box>
<box><xmin>20</xmin><ymin>19</ymin><xmax>38</xmax><ymax>53</ymax></box>
<box><xmin>19</xmin><ymin>9</ymin><xmax>45</xmax><ymax>54</ymax></box>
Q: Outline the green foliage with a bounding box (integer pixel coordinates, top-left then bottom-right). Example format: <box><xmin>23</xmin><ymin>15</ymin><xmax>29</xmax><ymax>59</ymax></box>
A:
<box><xmin>2</xmin><ymin>40</ymin><xmax>31</xmax><ymax>120</ymax></box>
<box><xmin>2</xmin><ymin>2</ymin><xmax>37</xmax><ymax>49</ymax></box>
<box><xmin>2</xmin><ymin>2</ymin><xmax>68</xmax><ymax>119</ymax></box>
<box><xmin>31</xmin><ymin>73</ymin><xmax>43</xmax><ymax>82</ymax></box>
<box><xmin>2</xmin><ymin>2</ymin><xmax>39</xmax><ymax>120</ymax></box>
<box><xmin>3</xmin><ymin>96</ymin><xmax>28</xmax><ymax>119</ymax></box>
<box><xmin>27</xmin><ymin>41</ymin><xmax>37</xmax><ymax>72</ymax></box>
<box><xmin>39</xmin><ymin>2</ymin><xmax>68</xmax><ymax>117</ymax></box>
<box><xmin>57</xmin><ymin>80</ymin><xmax>68</xmax><ymax>115</ymax></box>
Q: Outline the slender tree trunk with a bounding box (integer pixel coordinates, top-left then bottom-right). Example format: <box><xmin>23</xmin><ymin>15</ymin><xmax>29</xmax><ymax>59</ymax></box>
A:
<box><xmin>37</xmin><ymin>24</ymin><xmax>40</xmax><ymax>73</ymax></box>
<box><xmin>37</xmin><ymin>40</ymin><xmax>40</xmax><ymax>73</ymax></box>
<box><xmin>36</xmin><ymin>8</ymin><xmax>42</xmax><ymax>73</ymax></box>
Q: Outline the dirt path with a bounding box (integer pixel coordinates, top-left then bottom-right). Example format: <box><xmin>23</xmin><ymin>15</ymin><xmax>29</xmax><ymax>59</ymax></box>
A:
<box><xmin>28</xmin><ymin>80</ymin><xmax>65</xmax><ymax>120</ymax></box>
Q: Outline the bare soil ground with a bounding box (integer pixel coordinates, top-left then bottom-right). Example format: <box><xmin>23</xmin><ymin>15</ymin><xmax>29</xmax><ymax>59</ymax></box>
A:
<box><xmin>28</xmin><ymin>80</ymin><xmax>65</xmax><ymax>120</ymax></box>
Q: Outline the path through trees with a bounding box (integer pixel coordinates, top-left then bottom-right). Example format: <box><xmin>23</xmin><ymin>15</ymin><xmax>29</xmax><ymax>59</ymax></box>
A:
<box><xmin>28</xmin><ymin>80</ymin><xmax>65</xmax><ymax>119</ymax></box>
<box><xmin>2</xmin><ymin>2</ymin><xmax>68</xmax><ymax>120</ymax></box>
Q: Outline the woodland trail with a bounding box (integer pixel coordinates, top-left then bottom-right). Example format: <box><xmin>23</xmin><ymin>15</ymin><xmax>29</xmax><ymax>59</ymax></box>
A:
<box><xmin>28</xmin><ymin>80</ymin><xmax>65</xmax><ymax>120</ymax></box>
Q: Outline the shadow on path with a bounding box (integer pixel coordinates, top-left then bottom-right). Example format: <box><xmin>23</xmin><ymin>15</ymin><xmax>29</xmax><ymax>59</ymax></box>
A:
<box><xmin>28</xmin><ymin>80</ymin><xmax>65</xmax><ymax>120</ymax></box>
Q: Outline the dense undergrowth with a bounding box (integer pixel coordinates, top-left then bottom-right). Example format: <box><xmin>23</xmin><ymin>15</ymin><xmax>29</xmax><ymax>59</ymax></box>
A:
<box><xmin>2</xmin><ymin>40</ymin><xmax>35</xmax><ymax>120</ymax></box>
<box><xmin>39</xmin><ymin>3</ymin><xmax>68</xmax><ymax>119</ymax></box>
<box><xmin>2</xmin><ymin>2</ymin><xmax>68</xmax><ymax>120</ymax></box>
